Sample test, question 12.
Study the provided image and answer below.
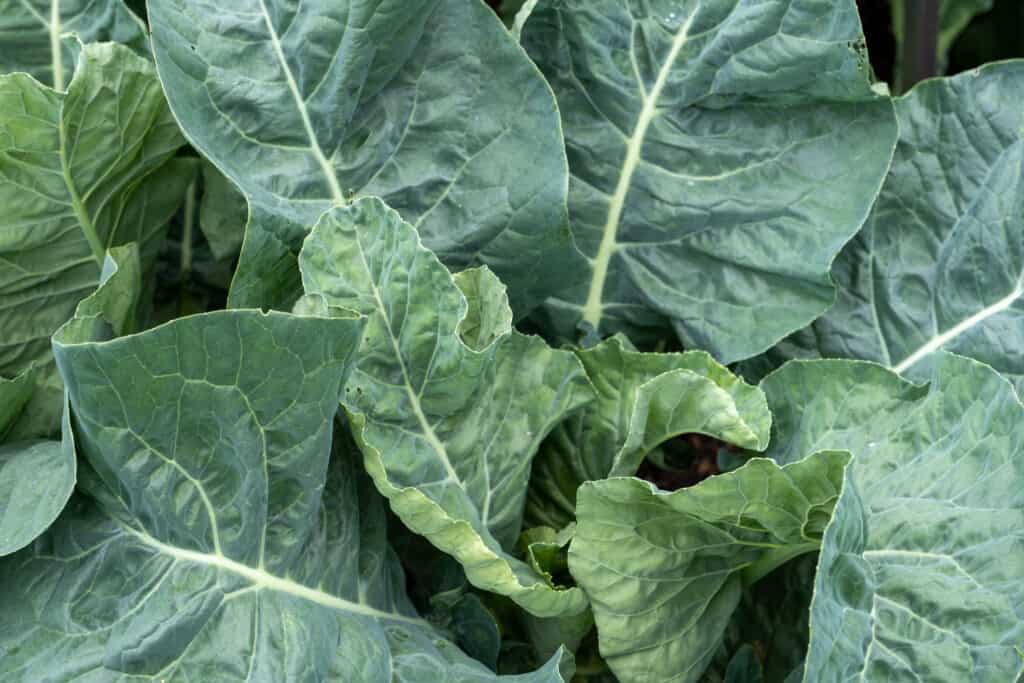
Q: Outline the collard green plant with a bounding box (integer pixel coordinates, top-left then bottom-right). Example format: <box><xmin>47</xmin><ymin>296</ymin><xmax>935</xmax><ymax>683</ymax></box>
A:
<box><xmin>744</xmin><ymin>62</ymin><xmax>1024</xmax><ymax>395</ymax></box>
<box><xmin>1</xmin><ymin>1</ymin><xmax>1023</xmax><ymax>681</ymax></box>
<box><xmin>520</xmin><ymin>0</ymin><xmax>898</xmax><ymax>361</ymax></box>
<box><xmin>148</xmin><ymin>0</ymin><xmax>584</xmax><ymax>315</ymax></box>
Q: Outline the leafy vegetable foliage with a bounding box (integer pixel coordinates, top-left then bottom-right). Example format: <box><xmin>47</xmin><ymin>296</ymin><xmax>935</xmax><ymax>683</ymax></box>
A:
<box><xmin>0</xmin><ymin>308</ymin><xmax>572</xmax><ymax>682</ymax></box>
<box><xmin>521</xmin><ymin>0</ymin><xmax>897</xmax><ymax>361</ymax></box>
<box><xmin>764</xmin><ymin>356</ymin><xmax>1024</xmax><ymax>682</ymax></box>
<box><xmin>300</xmin><ymin>198</ymin><xmax>593</xmax><ymax>617</ymax></box>
<box><xmin>0</xmin><ymin>0</ymin><xmax>147</xmax><ymax>90</ymax></box>
<box><xmin>149</xmin><ymin>0</ymin><xmax>584</xmax><ymax>314</ymax></box>
<box><xmin>0</xmin><ymin>41</ymin><xmax>188</xmax><ymax>438</ymax></box>
<box><xmin>1</xmin><ymin>1</ymin><xmax>1023</xmax><ymax>681</ymax></box>
<box><xmin>746</xmin><ymin>62</ymin><xmax>1024</xmax><ymax>394</ymax></box>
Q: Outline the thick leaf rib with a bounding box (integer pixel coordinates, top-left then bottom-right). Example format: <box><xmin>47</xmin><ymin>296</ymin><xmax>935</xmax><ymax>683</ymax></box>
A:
<box><xmin>149</xmin><ymin>0</ymin><xmax>584</xmax><ymax>314</ymax></box>
<box><xmin>299</xmin><ymin>197</ymin><xmax>594</xmax><ymax>618</ymax></box>
<box><xmin>786</xmin><ymin>62</ymin><xmax>1024</xmax><ymax>393</ymax></box>
<box><xmin>0</xmin><ymin>0</ymin><xmax>147</xmax><ymax>90</ymax></box>
<box><xmin>1</xmin><ymin>309</ymin><xmax>573</xmax><ymax>681</ymax></box>
<box><xmin>763</xmin><ymin>356</ymin><xmax>1024</xmax><ymax>682</ymax></box>
<box><xmin>522</xmin><ymin>0</ymin><xmax>898</xmax><ymax>361</ymax></box>
<box><xmin>0</xmin><ymin>42</ymin><xmax>188</xmax><ymax>438</ymax></box>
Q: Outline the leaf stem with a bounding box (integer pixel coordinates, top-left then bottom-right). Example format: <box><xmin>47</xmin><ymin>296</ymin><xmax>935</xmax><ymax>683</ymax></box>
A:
<box><xmin>898</xmin><ymin>0</ymin><xmax>940</xmax><ymax>94</ymax></box>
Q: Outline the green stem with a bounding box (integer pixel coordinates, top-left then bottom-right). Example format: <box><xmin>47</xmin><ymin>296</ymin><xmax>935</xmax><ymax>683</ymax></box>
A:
<box><xmin>741</xmin><ymin>541</ymin><xmax>819</xmax><ymax>587</ymax></box>
<box><xmin>180</xmin><ymin>180</ymin><xmax>196</xmax><ymax>281</ymax></box>
<box><xmin>177</xmin><ymin>180</ymin><xmax>196</xmax><ymax>315</ymax></box>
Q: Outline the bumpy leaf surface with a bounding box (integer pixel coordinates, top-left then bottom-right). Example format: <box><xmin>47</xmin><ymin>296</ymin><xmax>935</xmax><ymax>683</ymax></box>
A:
<box><xmin>149</xmin><ymin>0</ymin><xmax>583</xmax><ymax>314</ymax></box>
<box><xmin>776</xmin><ymin>63</ymin><xmax>1024</xmax><ymax>394</ymax></box>
<box><xmin>299</xmin><ymin>197</ymin><xmax>594</xmax><ymax>618</ymax></box>
<box><xmin>0</xmin><ymin>42</ymin><xmax>188</xmax><ymax>437</ymax></box>
<box><xmin>522</xmin><ymin>0</ymin><xmax>897</xmax><ymax>361</ymax></box>
<box><xmin>0</xmin><ymin>245</ymin><xmax>140</xmax><ymax>557</ymax></box>
<box><xmin>763</xmin><ymin>356</ymin><xmax>1024</xmax><ymax>682</ymax></box>
<box><xmin>0</xmin><ymin>0</ymin><xmax>146</xmax><ymax>90</ymax></box>
<box><xmin>569</xmin><ymin>452</ymin><xmax>849</xmax><ymax>683</ymax></box>
<box><xmin>527</xmin><ymin>335</ymin><xmax>770</xmax><ymax>529</ymax></box>
<box><xmin>0</xmin><ymin>308</ymin><xmax>573</xmax><ymax>682</ymax></box>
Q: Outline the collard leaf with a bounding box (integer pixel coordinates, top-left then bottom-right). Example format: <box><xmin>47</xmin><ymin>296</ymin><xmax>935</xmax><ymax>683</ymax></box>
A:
<box><xmin>521</xmin><ymin>0</ymin><xmax>898</xmax><ymax>362</ymax></box>
<box><xmin>771</xmin><ymin>63</ymin><xmax>1024</xmax><ymax>395</ymax></box>
<box><xmin>762</xmin><ymin>356</ymin><xmax>1024</xmax><ymax>682</ymax></box>
<box><xmin>0</xmin><ymin>244</ymin><xmax>139</xmax><ymax>557</ymax></box>
<box><xmin>0</xmin><ymin>405</ymin><xmax>74</xmax><ymax>557</ymax></box>
<box><xmin>0</xmin><ymin>42</ymin><xmax>189</xmax><ymax>438</ymax></box>
<box><xmin>569</xmin><ymin>452</ymin><xmax>850</xmax><ymax>683</ymax></box>
<box><xmin>198</xmin><ymin>159</ymin><xmax>247</xmax><ymax>262</ymax></box>
<box><xmin>527</xmin><ymin>335</ymin><xmax>770</xmax><ymax>529</ymax></box>
<box><xmin>0</xmin><ymin>369</ymin><xmax>34</xmax><ymax>440</ymax></box>
<box><xmin>0</xmin><ymin>308</ymin><xmax>573</xmax><ymax>681</ymax></box>
<box><xmin>299</xmin><ymin>197</ymin><xmax>594</xmax><ymax>618</ymax></box>
<box><xmin>0</xmin><ymin>0</ymin><xmax>147</xmax><ymax>90</ymax></box>
<box><xmin>149</xmin><ymin>0</ymin><xmax>584</xmax><ymax>314</ymax></box>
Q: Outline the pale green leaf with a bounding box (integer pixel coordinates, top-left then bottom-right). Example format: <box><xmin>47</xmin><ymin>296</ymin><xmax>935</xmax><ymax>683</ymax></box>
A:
<box><xmin>0</xmin><ymin>42</ymin><xmax>189</xmax><ymax>438</ymax></box>
<box><xmin>762</xmin><ymin>355</ymin><xmax>1024</xmax><ymax>682</ymax></box>
<box><xmin>0</xmin><ymin>0</ymin><xmax>147</xmax><ymax>90</ymax></box>
<box><xmin>149</xmin><ymin>0</ymin><xmax>585</xmax><ymax>314</ymax></box>
<box><xmin>299</xmin><ymin>197</ymin><xmax>594</xmax><ymax>618</ymax></box>
<box><xmin>522</xmin><ymin>0</ymin><xmax>897</xmax><ymax>362</ymax></box>
<box><xmin>767</xmin><ymin>62</ymin><xmax>1024</xmax><ymax>396</ymax></box>
<box><xmin>0</xmin><ymin>368</ymin><xmax>33</xmax><ymax>439</ymax></box>
<box><xmin>0</xmin><ymin>308</ymin><xmax>573</xmax><ymax>681</ymax></box>
<box><xmin>526</xmin><ymin>335</ymin><xmax>770</xmax><ymax>530</ymax></box>
<box><xmin>0</xmin><ymin>244</ymin><xmax>141</xmax><ymax>556</ymax></box>
<box><xmin>569</xmin><ymin>451</ymin><xmax>850</xmax><ymax>683</ymax></box>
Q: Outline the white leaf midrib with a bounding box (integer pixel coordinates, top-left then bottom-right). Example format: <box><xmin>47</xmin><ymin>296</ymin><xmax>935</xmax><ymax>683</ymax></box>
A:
<box><xmin>581</xmin><ymin>11</ymin><xmax>697</xmax><ymax>329</ymax></box>
<box><xmin>256</xmin><ymin>0</ymin><xmax>345</xmax><ymax>205</ymax></box>
<box><xmin>124</xmin><ymin>525</ymin><xmax>428</xmax><ymax>626</ymax></box>
<box><xmin>893</xmin><ymin>278</ymin><xmax>1024</xmax><ymax>374</ymax></box>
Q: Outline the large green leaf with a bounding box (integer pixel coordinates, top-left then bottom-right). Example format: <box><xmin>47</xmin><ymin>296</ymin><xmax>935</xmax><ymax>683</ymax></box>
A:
<box><xmin>762</xmin><ymin>356</ymin><xmax>1024</xmax><ymax>682</ymax></box>
<box><xmin>521</xmin><ymin>0</ymin><xmax>897</xmax><ymax>362</ymax></box>
<box><xmin>0</xmin><ymin>308</ymin><xmax>574</xmax><ymax>681</ymax></box>
<box><xmin>149</xmin><ymin>0</ymin><xmax>584</xmax><ymax>314</ymax></box>
<box><xmin>764</xmin><ymin>62</ymin><xmax>1024</xmax><ymax>395</ymax></box>
<box><xmin>526</xmin><ymin>335</ymin><xmax>770</xmax><ymax>530</ymax></box>
<box><xmin>299</xmin><ymin>197</ymin><xmax>594</xmax><ymax>618</ymax></box>
<box><xmin>0</xmin><ymin>0</ymin><xmax>147</xmax><ymax>90</ymax></box>
<box><xmin>568</xmin><ymin>451</ymin><xmax>850</xmax><ymax>683</ymax></box>
<box><xmin>0</xmin><ymin>42</ymin><xmax>190</xmax><ymax>438</ymax></box>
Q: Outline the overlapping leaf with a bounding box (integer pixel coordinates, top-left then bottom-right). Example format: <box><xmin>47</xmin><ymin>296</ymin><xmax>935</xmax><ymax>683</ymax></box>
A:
<box><xmin>0</xmin><ymin>0</ymin><xmax>147</xmax><ymax>90</ymax></box>
<box><xmin>757</xmin><ymin>63</ymin><xmax>1024</xmax><ymax>395</ymax></box>
<box><xmin>0</xmin><ymin>307</ymin><xmax>574</xmax><ymax>682</ymax></box>
<box><xmin>0</xmin><ymin>42</ymin><xmax>189</xmax><ymax>438</ymax></box>
<box><xmin>521</xmin><ymin>0</ymin><xmax>897</xmax><ymax>361</ymax></box>
<box><xmin>763</xmin><ymin>356</ymin><xmax>1024</xmax><ymax>682</ymax></box>
<box><xmin>299</xmin><ymin>197</ymin><xmax>593</xmax><ymax>618</ymax></box>
<box><xmin>0</xmin><ymin>244</ymin><xmax>140</xmax><ymax>558</ymax></box>
<box><xmin>149</xmin><ymin>0</ymin><xmax>584</xmax><ymax>314</ymax></box>
<box><xmin>569</xmin><ymin>451</ymin><xmax>850</xmax><ymax>683</ymax></box>
<box><xmin>527</xmin><ymin>335</ymin><xmax>770</xmax><ymax>530</ymax></box>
